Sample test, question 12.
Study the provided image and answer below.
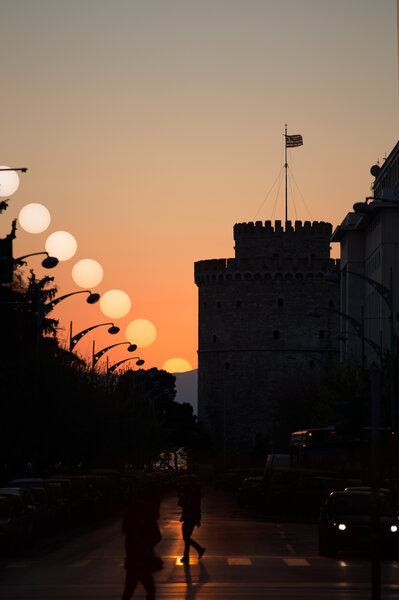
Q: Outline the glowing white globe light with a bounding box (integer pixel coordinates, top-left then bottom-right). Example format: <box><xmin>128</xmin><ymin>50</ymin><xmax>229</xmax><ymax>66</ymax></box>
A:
<box><xmin>163</xmin><ymin>358</ymin><xmax>192</xmax><ymax>373</ymax></box>
<box><xmin>18</xmin><ymin>203</ymin><xmax>51</xmax><ymax>234</ymax></box>
<box><xmin>72</xmin><ymin>259</ymin><xmax>103</xmax><ymax>288</ymax></box>
<box><xmin>125</xmin><ymin>319</ymin><xmax>157</xmax><ymax>348</ymax></box>
<box><xmin>45</xmin><ymin>231</ymin><xmax>77</xmax><ymax>261</ymax></box>
<box><xmin>100</xmin><ymin>289</ymin><xmax>131</xmax><ymax>319</ymax></box>
<box><xmin>0</xmin><ymin>166</ymin><xmax>20</xmax><ymax>197</ymax></box>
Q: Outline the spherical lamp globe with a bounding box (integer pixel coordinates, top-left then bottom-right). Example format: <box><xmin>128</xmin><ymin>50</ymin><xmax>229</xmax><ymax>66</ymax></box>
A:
<box><xmin>18</xmin><ymin>203</ymin><xmax>51</xmax><ymax>234</ymax></box>
<box><xmin>0</xmin><ymin>167</ymin><xmax>20</xmax><ymax>197</ymax></box>
<box><xmin>125</xmin><ymin>319</ymin><xmax>157</xmax><ymax>348</ymax></box>
<box><xmin>45</xmin><ymin>231</ymin><xmax>77</xmax><ymax>261</ymax></box>
<box><xmin>99</xmin><ymin>289</ymin><xmax>131</xmax><ymax>319</ymax></box>
<box><xmin>72</xmin><ymin>259</ymin><xmax>103</xmax><ymax>288</ymax></box>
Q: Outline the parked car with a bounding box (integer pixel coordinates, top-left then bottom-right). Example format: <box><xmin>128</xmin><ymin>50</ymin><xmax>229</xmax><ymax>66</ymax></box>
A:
<box><xmin>0</xmin><ymin>488</ymin><xmax>35</xmax><ymax>543</ymax></box>
<box><xmin>318</xmin><ymin>489</ymin><xmax>399</xmax><ymax>556</ymax></box>
<box><xmin>0</xmin><ymin>496</ymin><xmax>24</xmax><ymax>555</ymax></box>
<box><xmin>0</xmin><ymin>492</ymin><xmax>34</xmax><ymax>553</ymax></box>
<box><xmin>237</xmin><ymin>476</ymin><xmax>266</xmax><ymax>508</ymax></box>
<box><xmin>8</xmin><ymin>480</ymin><xmax>55</xmax><ymax>535</ymax></box>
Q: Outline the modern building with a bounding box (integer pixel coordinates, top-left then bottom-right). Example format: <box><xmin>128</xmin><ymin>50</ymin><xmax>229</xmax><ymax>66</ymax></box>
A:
<box><xmin>331</xmin><ymin>142</ymin><xmax>399</xmax><ymax>367</ymax></box>
<box><xmin>195</xmin><ymin>219</ymin><xmax>339</xmax><ymax>463</ymax></box>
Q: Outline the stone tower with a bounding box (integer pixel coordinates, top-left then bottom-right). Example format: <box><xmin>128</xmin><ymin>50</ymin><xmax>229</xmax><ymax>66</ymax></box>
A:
<box><xmin>194</xmin><ymin>219</ymin><xmax>339</xmax><ymax>463</ymax></box>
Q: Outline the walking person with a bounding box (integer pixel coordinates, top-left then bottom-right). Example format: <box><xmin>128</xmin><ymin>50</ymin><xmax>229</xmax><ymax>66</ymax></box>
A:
<box><xmin>177</xmin><ymin>474</ymin><xmax>206</xmax><ymax>564</ymax></box>
<box><xmin>121</xmin><ymin>482</ymin><xmax>163</xmax><ymax>600</ymax></box>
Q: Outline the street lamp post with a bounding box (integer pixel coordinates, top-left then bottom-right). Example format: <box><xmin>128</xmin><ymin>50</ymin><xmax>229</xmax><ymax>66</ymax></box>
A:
<box><xmin>349</xmin><ymin>194</ymin><xmax>397</xmax><ymax>430</ymax></box>
<box><xmin>92</xmin><ymin>341</ymin><xmax>137</xmax><ymax>370</ymax></box>
<box><xmin>36</xmin><ymin>289</ymin><xmax>100</xmax><ymax>364</ymax></box>
<box><xmin>14</xmin><ymin>251</ymin><xmax>59</xmax><ymax>269</ymax></box>
<box><xmin>370</xmin><ymin>368</ymin><xmax>382</xmax><ymax>600</ymax></box>
<box><xmin>106</xmin><ymin>356</ymin><xmax>144</xmax><ymax>375</ymax></box>
<box><xmin>69</xmin><ymin>321</ymin><xmax>119</xmax><ymax>352</ymax></box>
<box><xmin>328</xmin><ymin>268</ymin><xmax>395</xmax><ymax>431</ymax></box>
<box><xmin>351</xmin><ymin>269</ymin><xmax>395</xmax><ymax>432</ymax></box>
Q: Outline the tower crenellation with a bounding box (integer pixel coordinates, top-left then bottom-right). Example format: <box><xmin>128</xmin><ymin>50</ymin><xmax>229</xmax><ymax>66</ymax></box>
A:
<box><xmin>233</xmin><ymin>219</ymin><xmax>333</xmax><ymax>237</ymax></box>
<box><xmin>234</xmin><ymin>220</ymin><xmax>332</xmax><ymax>260</ymax></box>
<box><xmin>194</xmin><ymin>255</ymin><xmax>338</xmax><ymax>284</ymax></box>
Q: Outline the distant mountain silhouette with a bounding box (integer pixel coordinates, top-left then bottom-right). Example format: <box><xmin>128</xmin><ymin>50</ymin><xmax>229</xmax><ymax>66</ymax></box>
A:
<box><xmin>174</xmin><ymin>369</ymin><xmax>198</xmax><ymax>415</ymax></box>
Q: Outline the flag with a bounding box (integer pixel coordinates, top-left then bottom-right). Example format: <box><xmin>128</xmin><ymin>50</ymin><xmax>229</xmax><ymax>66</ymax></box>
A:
<box><xmin>286</xmin><ymin>134</ymin><xmax>303</xmax><ymax>148</ymax></box>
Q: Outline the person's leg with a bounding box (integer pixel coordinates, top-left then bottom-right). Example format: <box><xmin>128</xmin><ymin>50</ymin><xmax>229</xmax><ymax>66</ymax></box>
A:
<box><xmin>189</xmin><ymin>535</ymin><xmax>203</xmax><ymax>554</ymax></box>
<box><xmin>182</xmin><ymin>522</ymin><xmax>194</xmax><ymax>559</ymax></box>
<box><xmin>189</xmin><ymin>531</ymin><xmax>205</xmax><ymax>557</ymax></box>
<box><xmin>183</xmin><ymin>522</ymin><xmax>205</xmax><ymax>558</ymax></box>
<box><xmin>121</xmin><ymin>570</ymin><xmax>138</xmax><ymax>600</ymax></box>
<box><xmin>140</xmin><ymin>572</ymin><xmax>156</xmax><ymax>600</ymax></box>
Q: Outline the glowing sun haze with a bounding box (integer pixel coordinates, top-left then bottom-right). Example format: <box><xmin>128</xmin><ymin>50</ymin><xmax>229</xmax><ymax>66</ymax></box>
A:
<box><xmin>0</xmin><ymin>167</ymin><xmax>19</xmax><ymax>197</ymax></box>
<box><xmin>45</xmin><ymin>231</ymin><xmax>77</xmax><ymax>261</ymax></box>
<box><xmin>1</xmin><ymin>0</ymin><xmax>398</xmax><ymax>370</ymax></box>
<box><xmin>125</xmin><ymin>319</ymin><xmax>157</xmax><ymax>348</ymax></box>
<box><xmin>72</xmin><ymin>258</ymin><xmax>103</xmax><ymax>288</ymax></box>
<box><xmin>100</xmin><ymin>289</ymin><xmax>131</xmax><ymax>319</ymax></box>
<box><xmin>18</xmin><ymin>203</ymin><xmax>51</xmax><ymax>234</ymax></box>
<box><xmin>163</xmin><ymin>358</ymin><xmax>192</xmax><ymax>373</ymax></box>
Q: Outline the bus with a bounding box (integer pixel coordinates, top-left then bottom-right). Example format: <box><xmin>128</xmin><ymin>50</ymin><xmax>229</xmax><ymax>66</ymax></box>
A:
<box><xmin>290</xmin><ymin>426</ymin><xmax>396</xmax><ymax>481</ymax></box>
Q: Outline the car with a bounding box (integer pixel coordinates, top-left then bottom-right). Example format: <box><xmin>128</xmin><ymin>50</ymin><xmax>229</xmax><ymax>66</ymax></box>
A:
<box><xmin>0</xmin><ymin>493</ymin><xmax>33</xmax><ymax>553</ymax></box>
<box><xmin>0</xmin><ymin>488</ymin><xmax>35</xmax><ymax>543</ymax></box>
<box><xmin>0</xmin><ymin>496</ymin><xmax>28</xmax><ymax>555</ymax></box>
<box><xmin>8</xmin><ymin>480</ymin><xmax>56</xmax><ymax>535</ymax></box>
<box><xmin>237</xmin><ymin>476</ymin><xmax>266</xmax><ymax>508</ymax></box>
<box><xmin>318</xmin><ymin>489</ymin><xmax>399</xmax><ymax>556</ymax></box>
<box><xmin>248</xmin><ymin>469</ymin><xmax>346</xmax><ymax>519</ymax></box>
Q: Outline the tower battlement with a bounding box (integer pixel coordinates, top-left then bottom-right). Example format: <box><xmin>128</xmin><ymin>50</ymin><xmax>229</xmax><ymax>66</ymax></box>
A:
<box><xmin>234</xmin><ymin>220</ymin><xmax>333</xmax><ymax>259</ymax></box>
<box><xmin>194</xmin><ymin>256</ymin><xmax>339</xmax><ymax>284</ymax></box>
<box><xmin>234</xmin><ymin>220</ymin><xmax>333</xmax><ymax>237</ymax></box>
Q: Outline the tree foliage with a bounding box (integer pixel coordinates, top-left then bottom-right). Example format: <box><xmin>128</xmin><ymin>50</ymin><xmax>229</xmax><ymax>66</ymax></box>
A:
<box><xmin>0</xmin><ymin>266</ymin><xmax>202</xmax><ymax>480</ymax></box>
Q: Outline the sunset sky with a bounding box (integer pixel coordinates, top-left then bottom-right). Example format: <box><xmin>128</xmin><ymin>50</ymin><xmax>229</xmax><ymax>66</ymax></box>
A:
<box><xmin>1</xmin><ymin>0</ymin><xmax>398</xmax><ymax>373</ymax></box>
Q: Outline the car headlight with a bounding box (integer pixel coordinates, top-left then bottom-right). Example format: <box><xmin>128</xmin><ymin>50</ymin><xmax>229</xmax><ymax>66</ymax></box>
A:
<box><xmin>338</xmin><ymin>523</ymin><xmax>347</xmax><ymax>531</ymax></box>
<box><xmin>390</xmin><ymin>525</ymin><xmax>398</xmax><ymax>533</ymax></box>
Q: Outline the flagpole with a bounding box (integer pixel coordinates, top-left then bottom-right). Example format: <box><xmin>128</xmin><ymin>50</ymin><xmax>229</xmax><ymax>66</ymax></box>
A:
<box><xmin>284</xmin><ymin>123</ymin><xmax>288</xmax><ymax>225</ymax></box>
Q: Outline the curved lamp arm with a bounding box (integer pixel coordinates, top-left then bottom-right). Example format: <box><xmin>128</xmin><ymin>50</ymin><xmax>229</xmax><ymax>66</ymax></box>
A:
<box><xmin>92</xmin><ymin>341</ymin><xmax>137</xmax><ymax>368</ymax></box>
<box><xmin>43</xmin><ymin>290</ymin><xmax>100</xmax><ymax>314</ymax></box>
<box><xmin>70</xmin><ymin>322</ymin><xmax>119</xmax><ymax>352</ymax></box>
<box><xmin>286</xmin><ymin>353</ymin><xmax>327</xmax><ymax>372</ymax></box>
<box><xmin>345</xmin><ymin>270</ymin><xmax>392</xmax><ymax>311</ymax></box>
<box><xmin>0</xmin><ymin>167</ymin><xmax>27</xmax><ymax>172</ymax></box>
<box><xmin>14</xmin><ymin>251</ymin><xmax>58</xmax><ymax>269</ymax></box>
<box><xmin>307</xmin><ymin>305</ymin><xmax>363</xmax><ymax>337</ymax></box>
<box><xmin>107</xmin><ymin>356</ymin><xmax>144</xmax><ymax>375</ymax></box>
<box><xmin>337</xmin><ymin>331</ymin><xmax>382</xmax><ymax>359</ymax></box>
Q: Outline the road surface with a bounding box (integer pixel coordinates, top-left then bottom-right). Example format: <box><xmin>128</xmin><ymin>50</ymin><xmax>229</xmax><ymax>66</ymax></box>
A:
<box><xmin>0</xmin><ymin>484</ymin><xmax>398</xmax><ymax>599</ymax></box>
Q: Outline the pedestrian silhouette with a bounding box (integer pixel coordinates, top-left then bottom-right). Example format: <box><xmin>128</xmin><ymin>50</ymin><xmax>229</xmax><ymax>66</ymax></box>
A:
<box><xmin>121</xmin><ymin>482</ymin><xmax>163</xmax><ymax>600</ymax></box>
<box><xmin>177</xmin><ymin>474</ymin><xmax>205</xmax><ymax>563</ymax></box>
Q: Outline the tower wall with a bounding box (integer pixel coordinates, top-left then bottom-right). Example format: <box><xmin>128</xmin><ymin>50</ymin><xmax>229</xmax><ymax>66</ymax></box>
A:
<box><xmin>195</xmin><ymin>220</ymin><xmax>339</xmax><ymax>462</ymax></box>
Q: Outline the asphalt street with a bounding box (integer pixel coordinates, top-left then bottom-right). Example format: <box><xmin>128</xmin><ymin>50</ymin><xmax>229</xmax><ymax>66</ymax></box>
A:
<box><xmin>1</xmin><ymin>485</ymin><xmax>399</xmax><ymax>599</ymax></box>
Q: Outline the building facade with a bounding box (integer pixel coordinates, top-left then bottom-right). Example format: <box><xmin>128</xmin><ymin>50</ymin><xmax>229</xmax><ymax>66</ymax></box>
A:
<box><xmin>195</xmin><ymin>219</ymin><xmax>339</xmax><ymax>462</ymax></box>
<box><xmin>331</xmin><ymin>142</ymin><xmax>399</xmax><ymax>366</ymax></box>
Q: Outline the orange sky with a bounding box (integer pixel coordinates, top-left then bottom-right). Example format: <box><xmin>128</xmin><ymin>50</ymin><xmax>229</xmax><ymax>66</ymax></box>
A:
<box><xmin>1</xmin><ymin>0</ymin><xmax>398</xmax><ymax>372</ymax></box>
